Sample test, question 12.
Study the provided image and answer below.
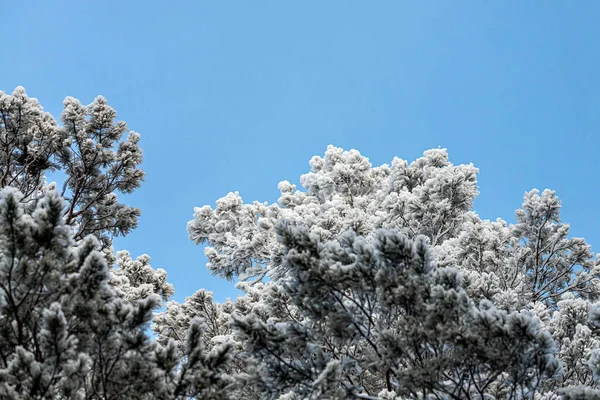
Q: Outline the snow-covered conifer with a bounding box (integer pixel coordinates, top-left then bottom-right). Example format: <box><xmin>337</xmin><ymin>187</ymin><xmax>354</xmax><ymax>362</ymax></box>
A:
<box><xmin>0</xmin><ymin>86</ymin><xmax>175</xmax><ymax>306</ymax></box>
<box><xmin>111</xmin><ymin>250</ymin><xmax>175</xmax><ymax>304</ymax></box>
<box><xmin>188</xmin><ymin>145</ymin><xmax>479</xmax><ymax>283</ymax></box>
<box><xmin>186</xmin><ymin>146</ymin><xmax>600</xmax><ymax>398</ymax></box>
<box><xmin>230</xmin><ymin>223</ymin><xmax>560</xmax><ymax>398</ymax></box>
<box><xmin>0</xmin><ymin>87</ymin><xmax>144</xmax><ymax>254</ymax></box>
<box><xmin>0</xmin><ymin>187</ymin><xmax>232</xmax><ymax>399</ymax></box>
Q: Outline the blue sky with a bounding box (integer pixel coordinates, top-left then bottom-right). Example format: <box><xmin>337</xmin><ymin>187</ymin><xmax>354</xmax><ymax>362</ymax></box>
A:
<box><xmin>2</xmin><ymin>2</ymin><xmax>599</xmax><ymax>302</ymax></box>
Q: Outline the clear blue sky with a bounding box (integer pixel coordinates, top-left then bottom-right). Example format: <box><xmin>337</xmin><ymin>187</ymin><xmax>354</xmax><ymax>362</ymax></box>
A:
<box><xmin>3</xmin><ymin>2</ymin><xmax>599</xmax><ymax>302</ymax></box>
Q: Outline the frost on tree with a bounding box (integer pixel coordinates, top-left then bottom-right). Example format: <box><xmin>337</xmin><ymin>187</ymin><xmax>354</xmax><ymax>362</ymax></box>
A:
<box><xmin>0</xmin><ymin>87</ymin><xmax>144</xmax><ymax>257</ymax></box>
<box><xmin>188</xmin><ymin>145</ymin><xmax>479</xmax><ymax>283</ymax></box>
<box><xmin>231</xmin><ymin>223</ymin><xmax>561</xmax><ymax>398</ymax></box>
<box><xmin>184</xmin><ymin>145</ymin><xmax>600</xmax><ymax>398</ymax></box>
<box><xmin>0</xmin><ymin>86</ymin><xmax>175</xmax><ymax>306</ymax></box>
<box><xmin>0</xmin><ymin>188</ymin><xmax>233</xmax><ymax>399</ymax></box>
<box><xmin>111</xmin><ymin>250</ymin><xmax>174</xmax><ymax>304</ymax></box>
<box><xmin>435</xmin><ymin>189</ymin><xmax>600</xmax><ymax>394</ymax></box>
<box><xmin>436</xmin><ymin>189</ymin><xmax>598</xmax><ymax>311</ymax></box>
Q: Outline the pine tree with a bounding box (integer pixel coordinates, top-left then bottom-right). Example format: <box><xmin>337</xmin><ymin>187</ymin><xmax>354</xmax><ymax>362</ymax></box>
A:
<box><xmin>0</xmin><ymin>187</ymin><xmax>233</xmax><ymax>399</ymax></box>
<box><xmin>230</xmin><ymin>223</ymin><xmax>561</xmax><ymax>398</ymax></box>
<box><xmin>184</xmin><ymin>146</ymin><xmax>600</xmax><ymax>398</ymax></box>
<box><xmin>0</xmin><ymin>86</ymin><xmax>175</xmax><ymax>303</ymax></box>
<box><xmin>1</xmin><ymin>87</ymin><xmax>142</xmax><ymax>257</ymax></box>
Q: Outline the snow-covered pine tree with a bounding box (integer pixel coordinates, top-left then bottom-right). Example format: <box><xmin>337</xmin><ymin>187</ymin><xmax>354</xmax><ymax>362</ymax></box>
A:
<box><xmin>0</xmin><ymin>87</ymin><xmax>142</xmax><ymax>254</ymax></box>
<box><xmin>187</xmin><ymin>146</ymin><xmax>479</xmax><ymax>284</ymax></box>
<box><xmin>0</xmin><ymin>86</ymin><xmax>174</xmax><ymax>306</ymax></box>
<box><xmin>230</xmin><ymin>222</ymin><xmax>561</xmax><ymax>398</ymax></box>
<box><xmin>436</xmin><ymin>189</ymin><xmax>600</xmax><ymax>396</ymax></box>
<box><xmin>181</xmin><ymin>145</ymin><xmax>600</xmax><ymax>398</ymax></box>
<box><xmin>0</xmin><ymin>187</ymin><xmax>233</xmax><ymax>399</ymax></box>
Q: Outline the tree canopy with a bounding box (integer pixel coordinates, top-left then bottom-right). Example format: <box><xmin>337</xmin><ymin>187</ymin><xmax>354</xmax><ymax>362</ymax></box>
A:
<box><xmin>2</xmin><ymin>87</ymin><xmax>600</xmax><ymax>399</ymax></box>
